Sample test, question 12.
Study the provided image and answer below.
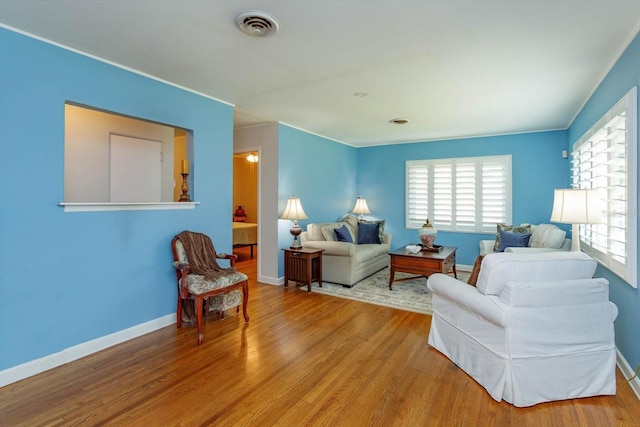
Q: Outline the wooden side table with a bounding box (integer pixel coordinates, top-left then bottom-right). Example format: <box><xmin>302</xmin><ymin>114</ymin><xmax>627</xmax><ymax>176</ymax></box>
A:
<box><xmin>283</xmin><ymin>248</ymin><xmax>324</xmax><ymax>292</ymax></box>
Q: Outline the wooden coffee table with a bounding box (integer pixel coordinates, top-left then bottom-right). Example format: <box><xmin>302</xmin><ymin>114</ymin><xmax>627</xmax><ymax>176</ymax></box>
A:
<box><xmin>388</xmin><ymin>245</ymin><xmax>457</xmax><ymax>289</ymax></box>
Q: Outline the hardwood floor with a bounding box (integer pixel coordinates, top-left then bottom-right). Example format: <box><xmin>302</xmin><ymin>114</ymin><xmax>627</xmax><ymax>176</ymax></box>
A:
<box><xmin>1</xmin><ymin>246</ymin><xmax>639</xmax><ymax>426</ymax></box>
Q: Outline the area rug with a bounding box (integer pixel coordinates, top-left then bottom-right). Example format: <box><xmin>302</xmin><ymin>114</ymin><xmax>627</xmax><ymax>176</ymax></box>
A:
<box><xmin>308</xmin><ymin>268</ymin><xmax>470</xmax><ymax>315</ymax></box>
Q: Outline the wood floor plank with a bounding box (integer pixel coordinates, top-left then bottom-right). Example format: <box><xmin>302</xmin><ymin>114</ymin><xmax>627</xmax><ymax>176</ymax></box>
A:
<box><xmin>1</xmin><ymin>246</ymin><xmax>639</xmax><ymax>426</ymax></box>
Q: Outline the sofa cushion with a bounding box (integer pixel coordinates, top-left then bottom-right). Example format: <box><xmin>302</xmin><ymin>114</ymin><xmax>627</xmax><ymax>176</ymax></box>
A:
<box><xmin>353</xmin><ymin>241</ymin><xmax>390</xmax><ymax>262</ymax></box>
<box><xmin>493</xmin><ymin>223</ymin><xmax>532</xmax><ymax>252</ymax></box>
<box><xmin>334</xmin><ymin>225</ymin><xmax>354</xmax><ymax>243</ymax></box>
<box><xmin>476</xmin><ymin>251</ymin><xmax>597</xmax><ymax>296</ymax></box>
<box><xmin>307</xmin><ymin>223</ymin><xmax>327</xmax><ymax>241</ymax></box>
<box><xmin>528</xmin><ymin>224</ymin><xmax>566</xmax><ymax>249</ymax></box>
<box><xmin>497</xmin><ymin>230</ymin><xmax>531</xmax><ymax>252</ymax></box>
<box><xmin>357</xmin><ymin>222</ymin><xmax>381</xmax><ymax>244</ymax></box>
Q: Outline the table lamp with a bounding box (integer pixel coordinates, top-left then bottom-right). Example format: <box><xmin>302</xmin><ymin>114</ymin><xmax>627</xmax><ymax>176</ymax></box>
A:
<box><xmin>280</xmin><ymin>196</ymin><xmax>308</xmax><ymax>249</ymax></box>
<box><xmin>550</xmin><ymin>188</ymin><xmax>602</xmax><ymax>251</ymax></box>
<box><xmin>352</xmin><ymin>196</ymin><xmax>371</xmax><ymax>221</ymax></box>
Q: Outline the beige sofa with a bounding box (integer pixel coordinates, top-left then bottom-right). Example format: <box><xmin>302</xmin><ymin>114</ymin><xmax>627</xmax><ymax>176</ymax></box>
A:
<box><xmin>300</xmin><ymin>215</ymin><xmax>391</xmax><ymax>287</ymax></box>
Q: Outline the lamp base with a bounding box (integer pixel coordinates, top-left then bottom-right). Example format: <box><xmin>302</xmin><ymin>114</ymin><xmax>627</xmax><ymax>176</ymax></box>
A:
<box><xmin>290</xmin><ymin>225</ymin><xmax>303</xmax><ymax>250</ymax></box>
<box><xmin>570</xmin><ymin>223</ymin><xmax>581</xmax><ymax>251</ymax></box>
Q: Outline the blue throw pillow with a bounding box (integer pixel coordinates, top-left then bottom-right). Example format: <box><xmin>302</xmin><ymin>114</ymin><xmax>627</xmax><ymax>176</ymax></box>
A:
<box><xmin>334</xmin><ymin>225</ymin><xmax>354</xmax><ymax>243</ymax></box>
<box><xmin>497</xmin><ymin>230</ymin><xmax>531</xmax><ymax>252</ymax></box>
<box><xmin>357</xmin><ymin>222</ymin><xmax>381</xmax><ymax>244</ymax></box>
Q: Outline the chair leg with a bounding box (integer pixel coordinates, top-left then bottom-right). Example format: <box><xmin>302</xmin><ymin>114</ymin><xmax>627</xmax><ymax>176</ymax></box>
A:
<box><xmin>241</xmin><ymin>281</ymin><xmax>250</xmax><ymax>323</ymax></box>
<box><xmin>196</xmin><ymin>296</ymin><xmax>205</xmax><ymax>346</ymax></box>
<box><xmin>177</xmin><ymin>297</ymin><xmax>183</xmax><ymax>328</ymax></box>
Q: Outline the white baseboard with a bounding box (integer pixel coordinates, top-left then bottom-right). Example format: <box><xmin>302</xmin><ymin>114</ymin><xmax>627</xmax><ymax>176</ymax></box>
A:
<box><xmin>0</xmin><ymin>313</ymin><xmax>174</xmax><ymax>387</ymax></box>
<box><xmin>457</xmin><ymin>264</ymin><xmax>472</xmax><ymax>272</ymax></box>
<box><xmin>616</xmin><ymin>348</ymin><xmax>640</xmax><ymax>400</ymax></box>
<box><xmin>258</xmin><ymin>274</ymin><xmax>282</xmax><ymax>285</ymax></box>
<box><xmin>258</xmin><ymin>265</ymin><xmax>473</xmax><ymax>287</ymax></box>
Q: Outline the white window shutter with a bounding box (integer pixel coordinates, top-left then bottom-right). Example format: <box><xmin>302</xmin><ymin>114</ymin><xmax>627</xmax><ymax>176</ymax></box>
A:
<box><xmin>406</xmin><ymin>155</ymin><xmax>511</xmax><ymax>233</ymax></box>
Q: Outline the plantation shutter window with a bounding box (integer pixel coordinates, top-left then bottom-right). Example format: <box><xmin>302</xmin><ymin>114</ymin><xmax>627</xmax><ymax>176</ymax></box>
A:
<box><xmin>482</xmin><ymin>161</ymin><xmax>509</xmax><ymax>229</ymax></box>
<box><xmin>406</xmin><ymin>155</ymin><xmax>511</xmax><ymax>232</ymax></box>
<box><xmin>571</xmin><ymin>86</ymin><xmax>637</xmax><ymax>287</ymax></box>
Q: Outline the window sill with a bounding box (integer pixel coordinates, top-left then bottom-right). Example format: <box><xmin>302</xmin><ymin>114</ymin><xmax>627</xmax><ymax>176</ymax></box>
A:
<box><xmin>58</xmin><ymin>202</ymin><xmax>199</xmax><ymax>212</ymax></box>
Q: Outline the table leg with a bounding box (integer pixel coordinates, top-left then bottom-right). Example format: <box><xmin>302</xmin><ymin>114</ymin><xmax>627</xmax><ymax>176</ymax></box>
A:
<box><xmin>388</xmin><ymin>266</ymin><xmax>395</xmax><ymax>290</ymax></box>
<box><xmin>306</xmin><ymin>255</ymin><xmax>312</xmax><ymax>293</ymax></box>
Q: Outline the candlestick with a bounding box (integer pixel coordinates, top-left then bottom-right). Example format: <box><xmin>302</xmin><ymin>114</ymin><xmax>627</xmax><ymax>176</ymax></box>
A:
<box><xmin>181</xmin><ymin>160</ymin><xmax>189</xmax><ymax>174</ymax></box>
<box><xmin>179</xmin><ymin>173</ymin><xmax>191</xmax><ymax>202</ymax></box>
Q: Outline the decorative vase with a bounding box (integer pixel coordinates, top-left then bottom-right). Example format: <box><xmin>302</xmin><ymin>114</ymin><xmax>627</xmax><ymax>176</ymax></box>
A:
<box><xmin>418</xmin><ymin>219</ymin><xmax>437</xmax><ymax>247</ymax></box>
<box><xmin>235</xmin><ymin>206</ymin><xmax>245</xmax><ymax>216</ymax></box>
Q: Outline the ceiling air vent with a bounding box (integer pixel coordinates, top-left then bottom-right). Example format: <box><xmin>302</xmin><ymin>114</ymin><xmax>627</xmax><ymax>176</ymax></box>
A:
<box><xmin>235</xmin><ymin>10</ymin><xmax>280</xmax><ymax>37</ymax></box>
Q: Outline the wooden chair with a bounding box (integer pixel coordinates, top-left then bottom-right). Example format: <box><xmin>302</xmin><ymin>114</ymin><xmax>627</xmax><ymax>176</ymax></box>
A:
<box><xmin>171</xmin><ymin>231</ymin><xmax>249</xmax><ymax>345</ymax></box>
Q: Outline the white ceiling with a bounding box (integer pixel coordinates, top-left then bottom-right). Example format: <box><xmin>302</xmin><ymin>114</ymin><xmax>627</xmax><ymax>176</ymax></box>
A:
<box><xmin>2</xmin><ymin>1</ymin><xmax>640</xmax><ymax>147</ymax></box>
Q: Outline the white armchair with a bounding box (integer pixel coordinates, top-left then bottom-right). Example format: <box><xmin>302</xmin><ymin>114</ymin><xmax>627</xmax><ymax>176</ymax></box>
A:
<box><xmin>427</xmin><ymin>251</ymin><xmax>618</xmax><ymax>407</ymax></box>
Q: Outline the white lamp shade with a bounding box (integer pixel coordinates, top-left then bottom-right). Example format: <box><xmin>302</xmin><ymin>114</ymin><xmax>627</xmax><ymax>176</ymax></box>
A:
<box><xmin>352</xmin><ymin>196</ymin><xmax>371</xmax><ymax>215</ymax></box>
<box><xmin>550</xmin><ymin>189</ymin><xmax>603</xmax><ymax>224</ymax></box>
<box><xmin>280</xmin><ymin>196</ymin><xmax>308</xmax><ymax>221</ymax></box>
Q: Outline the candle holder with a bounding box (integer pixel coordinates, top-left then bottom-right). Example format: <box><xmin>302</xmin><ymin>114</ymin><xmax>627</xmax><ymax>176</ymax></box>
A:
<box><xmin>179</xmin><ymin>173</ymin><xmax>191</xmax><ymax>202</ymax></box>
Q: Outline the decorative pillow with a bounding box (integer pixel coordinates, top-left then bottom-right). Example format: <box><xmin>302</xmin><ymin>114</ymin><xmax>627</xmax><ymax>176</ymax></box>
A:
<box><xmin>497</xmin><ymin>230</ymin><xmax>531</xmax><ymax>252</ymax></box>
<box><xmin>321</xmin><ymin>224</ymin><xmax>339</xmax><ymax>241</ymax></box>
<box><xmin>339</xmin><ymin>214</ymin><xmax>360</xmax><ymax>241</ymax></box>
<box><xmin>357</xmin><ymin>222</ymin><xmax>381</xmax><ymax>244</ymax></box>
<box><xmin>493</xmin><ymin>223</ymin><xmax>531</xmax><ymax>252</ymax></box>
<box><xmin>334</xmin><ymin>225</ymin><xmax>354</xmax><ymax>243</ymax></box>
<box><xmin>310</xmin><ymin>222</ymin><xmax>340</xmax><ymax>241</ymax></box>
<box><xmin>360</xmin><ymin>219</ymin><xmax>386</xmax><ymax>243</ymax></box>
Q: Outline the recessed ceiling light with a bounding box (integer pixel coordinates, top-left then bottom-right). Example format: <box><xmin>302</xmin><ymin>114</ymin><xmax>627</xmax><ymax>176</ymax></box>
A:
<box><xmin>389</xmin><ymin>118</ymin><xmax>409</xmax><ymax>125</ymax></box>
<box><xmin>353</xmin><ymin>92</ymin><xmax>368</xmax><ymax>97</ymax></box>
<box><xmin>235</xmin><ymin>10</ymin><xmax>280</xmax><ymax>37</ymax></box>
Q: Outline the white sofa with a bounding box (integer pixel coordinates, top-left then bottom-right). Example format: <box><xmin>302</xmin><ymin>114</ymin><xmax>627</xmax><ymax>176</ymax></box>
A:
<box><xmin>479</xmin><ymin>223</ymin><xmax>571</xmax><ymax>255</ymax></box>
<box><xmin>301</xmin><ymin>215</ymin><xmax>391</xmax><ymax>287</ymax></box>
<box><xmin>427</xmin><ymin>251</ymin><xmax>618</xmax><ymax>407</ymax></box>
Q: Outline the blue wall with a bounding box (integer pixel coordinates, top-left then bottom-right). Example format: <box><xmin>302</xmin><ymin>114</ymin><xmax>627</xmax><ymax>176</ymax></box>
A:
<box><xmin>357</xmin><ymin>131</ymin><xmax>569</xmax><ymax>265</ymax></box>
<box><xmin>0</xmin><ymin>29</ymin><xmax>235</xmax><ymax>370</ymax></box>
<box><xmin>2</xmin><ymin>25</ymin><xmax>638</xmax><ymax>380</ymax></box>
<box><xmin>277</xmin><ymin>125</ymin><xmax>357</xmax><ymax>276</ymax></box>
<box><xmin>568</xmin><ymin>32</ymin><xmax>640</xmax><ymax>372</ymax></box>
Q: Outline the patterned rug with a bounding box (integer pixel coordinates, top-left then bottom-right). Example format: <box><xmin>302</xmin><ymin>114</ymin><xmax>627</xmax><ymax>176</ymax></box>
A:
<box><xmin>308</xmin><ymin>268</ymin><xmax>469</xmax><ymax>315</ymax></box>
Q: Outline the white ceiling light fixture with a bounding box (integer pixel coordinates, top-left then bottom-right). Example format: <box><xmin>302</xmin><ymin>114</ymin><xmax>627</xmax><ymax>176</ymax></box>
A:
<box><xmin>235</xmin><ymin>10</ymin><xmax>280</xmax><ymax>37</ymax></box>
